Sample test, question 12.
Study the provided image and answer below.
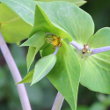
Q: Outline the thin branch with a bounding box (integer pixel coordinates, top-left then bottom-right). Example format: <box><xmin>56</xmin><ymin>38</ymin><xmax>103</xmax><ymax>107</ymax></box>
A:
<box><xmin>70</xmin><ymin>41</ymin><xmax>82</xmax><ymax>50</ymax></box>
<box><xmin>91</xmin><ymin>46</ymin><xmax>110</xmax><ymax>55</ymax></box>
<box><xmin>53</xmin><ymin>47</ymin><xmax>59</xmax><ymax>55</ymax></box>
<box><xmin>51</xmin><ymin>92</ymin><xmax>64</xmax><ymax>110</ymax></box>
<box><xmin>52</xmin><ymin>48</ymin><xmax>64</xmax><ymax>110</ymax></box>
<box><xmin>0</xmin><ymin>33</ymin><xmax>32</xmax><ymax>110</ymax></box>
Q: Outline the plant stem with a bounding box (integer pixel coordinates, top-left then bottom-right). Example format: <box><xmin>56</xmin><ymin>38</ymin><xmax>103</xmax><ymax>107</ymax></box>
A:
<box><xmin>70</xmin><ymin>41</ymin><xmax>82</xmax><ymax>50</ymax></box>
<box><xmin>91</xmin><ymin>46</ymin><xmax>110</xmax><ymax>55</ymax></box>
<box><xmin>70</xmin><ymin>40</ymin><xmax>110</xmax><ymax>55</ymax></box>
<box><xmin>53</xmin><ymin>49</ymin><xmax>64</xmax><ymax>109</ymax></box>
<box><xmin>0</xmin><ymin>33</ymin><xmax>32</xmax><ymax>110</ymax></box>
<box><xmin>53</xmin><ymin>47</ymin><xmax>59</xmax><ymax>55</ymax></box>
<box><xmin>51</xmin><ymin>92</ymin><xmax>64</xmax><ymax>110</ymax></box>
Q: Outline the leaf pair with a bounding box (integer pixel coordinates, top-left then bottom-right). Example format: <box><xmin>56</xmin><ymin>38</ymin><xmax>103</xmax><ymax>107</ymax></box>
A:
<box><xmin>0</xmin><ymin>0</ymin><xmax>86</xmax><ymax>43</ymax></box>
<box><xmin>20</xmin><ymin>54</ymin><xmax>57</xmax><ymax>85</ymax></box>
<box><xmin>21</xmin><ymin>32</ymin><xmax>45</xmax><ymax>71</ymax></box>
<box><xmin>20</xmin><ymin>31</ymin><xmax>57</xmax><ymax>86</ymax></box>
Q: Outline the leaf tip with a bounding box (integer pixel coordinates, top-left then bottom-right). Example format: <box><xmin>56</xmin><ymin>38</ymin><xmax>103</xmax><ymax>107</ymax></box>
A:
<box><xmin>30</xmin><ymin>81</ymin><xmax>35</xmax><ymax>86</ymax></box>
<box><xmin>16</xmin><ymin>80</ymin><xmax>23</xmax><ymax>85</ymax></box>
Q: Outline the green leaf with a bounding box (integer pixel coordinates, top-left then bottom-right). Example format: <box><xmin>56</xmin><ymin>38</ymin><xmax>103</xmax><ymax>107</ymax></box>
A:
<box><xmin>33</xmin><ymin>4</ymin><xmax>72</xmax><ymax>41</ymax></box>
<box><xmin>35</xmin><ymin>0</ymin><xmax>87</xmax><ymax>6</ymax></box>
<box><xmin>0</xmin><ymin>0</ymin><xmax>36</xmax><ymax>25</ymax></box>
<box><xmin>80</xmin><ymin>55</ymin><xmax>110</xmax><ymax>94</ymax></box>
<box><xmin>45</xmin><ymin>42</ymin><xmax>80</xmax><ymax>110</ymax></box>
<box><xmin>0</xmin><ymin>3</ymin><xmax>32</xmax><ymax>43</ymax></box>
<box><xmin>21</xmin><ymin>32</ymin><xmax>45</xmax><ymax>47</ymax></box>
<box><xmin>80</xmin><ymin>27</ymin><xmax>110</xmax><ymax>94</ymax></box>
<box><xmin>0</xmin><ymin>0</ymin><xmax>87</xmax><ymax>43</ymax></box>
<box><xmin>26</xmin><ymin>47</ymin><xmax>38</xmax><ymax>71</ymax></box>
<box><xmin>0</xmin><ymin>0</ymin><xmax>35</xmax><ymax>43</ymax></box>
<box><xmin>89</xmin><ymin>27</ymin><xmax>110</xmax><ymax>48</ymax></box>
<box><xmin>24</xmin><ymin>32</ymin><xmax>46</xmax><ymax>71</ymax></box>
<box><xmin>31</xmin><ymin>54</ymin><xmax>56</xmax><ymax>85</ymax></box>
<box><xmin>18</xmin><ymin>70</ymin><xmax>33</xmax><ymax>84</ymax></box>
<box><xmin>74</xmin><ymin>0</ymin><xmax>87</xmax><ymax>6</ymax></box>
<box><xmin>0</xmin><ymin>0</ymin><xmax>84</xmax><ymax>26</ymax></box>
<box><xmin>90</xmin><ymin>102</ymin><xmax>106</xmax><ymax>110</ymax></box>
<box><xmin>35</xmin><ymin>2</ymin><xmax>94</xmax><ymax>43</ymax></box>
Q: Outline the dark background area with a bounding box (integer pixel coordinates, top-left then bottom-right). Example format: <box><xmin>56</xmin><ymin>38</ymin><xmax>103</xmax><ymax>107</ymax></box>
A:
<box><xmin>0</xmin><ymin>0</ymin><xmax>110</xmax><ymax>110</ymax></box>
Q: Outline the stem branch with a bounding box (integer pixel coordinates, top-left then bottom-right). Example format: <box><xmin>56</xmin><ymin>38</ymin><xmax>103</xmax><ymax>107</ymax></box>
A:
<box><xmin>53</xmin><ymin>47</ymin><xmax>59</xmax><ymax>55</ymax></box>
<box><xmin>0</xmin><ymin>33</ymin><xmax>32</xmax><ymax>110</ymax></box>
<box><xmin>91</xmin><ymin>46</ymin><xmax>110</xmax><ymax>55</ymax></box>
<box><xmin>51</xmin><ymin>92</ymin><xmax>64</xmax><ymax>110</ymax></box>
<box><xmin>70</xmin><ymin>41</ymin><xmax>82</xmax><ymax>50</ymax></box>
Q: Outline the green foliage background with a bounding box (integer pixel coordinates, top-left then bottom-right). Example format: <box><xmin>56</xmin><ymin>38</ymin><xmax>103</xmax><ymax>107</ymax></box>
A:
<box><xmin>0</xmin><ymin>0</ymin><xmax>110</xmax><ymax>110</ymax></box>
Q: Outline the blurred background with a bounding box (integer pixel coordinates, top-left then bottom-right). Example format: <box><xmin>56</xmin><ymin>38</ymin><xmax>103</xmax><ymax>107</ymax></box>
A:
<box><xmin>0</xmin><ymin>0</ymin><xmax>110</xmax><ymax>110</ymax></box>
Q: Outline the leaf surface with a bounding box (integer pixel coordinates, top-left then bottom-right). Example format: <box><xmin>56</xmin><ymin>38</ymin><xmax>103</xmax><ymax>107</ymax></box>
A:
<box><xmin>0</xmin><ymin>0</ymin><xmax>88</xmax><ymax>43</ymax></box>
<box><xmin>35</xmin><ymin>2</ymin><xmax>94</xmax><ymax>43</ymax></box>
<box><xmin>26</xmin><ymin>47</ymin><xmax>38</xmax><ymax>71</ymax></box>
<box><xmin>21</xmin><ymin>32</ymin><xmax>45</xmax><ymax>47</ymax></box>
<box><xmin>0</xmin><ymin>3</ymin><xmax>32</xmax><ymax>43</ymax></box>
<box><xmin>24</xmin><ymin>32</ymin><xmax>46</xmax><ymax>70</ymax></box>
<box><xmin>0</xmin><ymin>0</ymin><xmax>36</xmax><ymax>25</ymax></box>
<box><xmin>18</xmin><ymin>70</ymin><xmax>33</xmax><ymax>84</ymax></box>
<box><xmin>80</xmin><ymin>56</ymin><xmax>110</xmax><ymax>94</ymax></box>
<box><xmin>31</xmin><ymin>54</ymin><xmax>56</xmax><ymax>85</ymax></box>
<box><xmin>35</xmin><ymin>0</ymin><xmax>87</xmax><ymax>6</ymax></box>
<box><xmin>89</xmin><ymin>27</ymin><xmax>110</xmax><ymax>48</ymax></box>
<box><xmin>80</xmin><ymin>27</ymin><xmax>110</xmax><ymax>94</ymax></box>
<box><xmin>42</xmin><ymin>42</ymin><xmax>80</xmax><ymax>110</ymax></box>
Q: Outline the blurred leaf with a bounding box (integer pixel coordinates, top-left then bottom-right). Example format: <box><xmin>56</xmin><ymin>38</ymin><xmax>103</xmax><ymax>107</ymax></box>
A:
<box><xmin>0</xmin><ymin>67</ymin><xmax>6</xmax><ymax>87</ymax></box>
<box><xmin>31</xmin><ymin>54</ymin><xmax>56</xmax><ymax>85</ymax></box>
<box><xmin>0</xmin><ymin>0</ymin><xmax>84</xmax><ymax>26</ymax></box>
<box><xmin>97</xmin><ymin>94</ymin><xmax>110</xmax><ymax>106</ymax></box>
<box><xmin>35</xmin><ymin>0</ymin><xmax>87</xmax><ymax>6</ymax></box>
<box><xmin>18</xmin><ymin>70</ymin><xmax>34</xmax><ymax>84</ymax></box>
<box><xmin>90</xmin><ymin>102</ymin><xmax>106</xmax><ymax>110</ymax></box>
<box><xmin>74</xmin><ymin>0</ymin><xmax>87</xmax><ymax>6</ymax></box>
<box><xmin>0</xmin><ymin>0</ymin><xmax>35</xmax><ymax>43</ymax></box>
<box><xmin>10</xmin><ymin>44</ymin><xmax>26</xmax><ymax>65</ymax></box>
<box><xmin>26</xmin><ymin>84</ymin><xmax>43</xmax><ymax>105</ymax></box>
<box><xmin>0</xmin><ymin>3</ymin><xmax>32</xmax><ymax>43</ymax></box>
<box><xmin>0</xmin><ymin>0</ymin><xmax>85</xmax><ymax>43</ymax></box>
<box><xmin>77</xmin><ymin>106</ymin><xmax>89</xmax><ymax>110</ymax></box>
<box><xmin>0</xmin><ymin>0</ymin><xmax>35</xmax><ymax>25</ymax></box>
<box><xmin>10</xmin><ymin>44</ymin><xmax>27</xmax><ymax>74</ymax></box>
